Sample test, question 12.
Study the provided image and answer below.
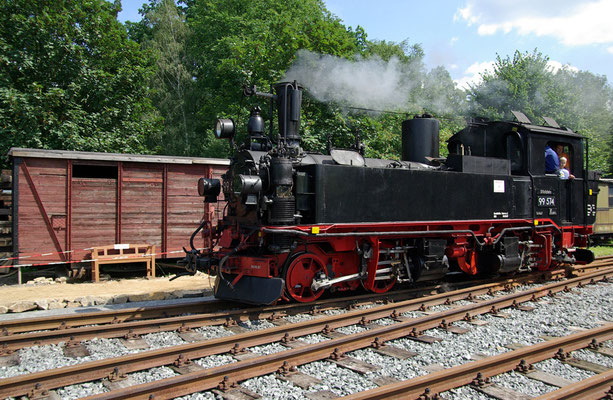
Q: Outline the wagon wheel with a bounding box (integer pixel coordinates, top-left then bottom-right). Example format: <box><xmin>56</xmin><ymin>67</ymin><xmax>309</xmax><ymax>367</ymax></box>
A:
<box><xmin>284</xmin><ymin>253</ymin><xmax>326</xmax><ymax>302</ymax></box>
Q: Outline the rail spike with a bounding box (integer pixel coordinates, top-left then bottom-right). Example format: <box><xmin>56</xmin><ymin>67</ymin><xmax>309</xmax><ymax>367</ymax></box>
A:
<box><xmin>281</xmin><ymin>332</ymin><xmax>295</xmax><ymax>344</ymax></box>
<box><xmin>230</xmin><ymin>343</ymin><xmax>246</xmax><ymax>355</ymax></box>
<box><xmin>65</xmin><ymin>335</ymin><xmax>81</xmax><ymax>348</ymax></box>
<box><xmin>515</xmin><ymin>359</ymin><xmax>535</xmax><ymax>373</ymax></box>
<box><xmin>372</xmin><ymin>336</ymin><xmax>386</xmax><ymax>349</ymax></box>
<box><xmin>418</xmin><ymin>387</ymin><xmax>439</xmax><ymax>400</ymax></box>
<box><xmin>174</xmin><ymin>354</ymin><xmax>192</xmax><ymax>367</ymax></box>
<box><xmin>124</xmin><ymin>329</ymin><xmax>140</xmax><ymax>340</ymax></box>
<box><xmin>554</xmin><ymin>348</ymin><xmax>570</xmax><ymax>361</ymax></box>
<box><xmin>322</xmin><ymin>324</ymin><xmax>334</xmax><ymax>335</ymax></box>
<box><xmin>218</xmin><ymin>375</ymin><xmax>237</xmax><ymax>391</ymax></box>
<box><xmin>330</xmin><ymin>347</ymin><xmax>345</xmax><ymax>360</ymax></box>
<box><xmin>277</xmin><ymin>360</ymin><xmax>297</xmax><ymax>376</ymax></box>
<box><xmin>588</xmin><ymin>338</ymin><xmax>602</xmax><ymax>350</ymax></box>
<box><xmin>29</xmin><ymin>383</ymin><xmax>49</xmax><ymax>399</ymax></box>
<box><xmin>0</xmin><ymin>343</ymin><xmax>13</xmax><ymax>356</ymax></box>
<box><xmin>471</xmin><ymin>372</ymin><xmax>491</xmax><ymax>387</ymax></box>
<box><xmin>108</xmin><ymin>367</ymin><xmax>127</xmax><ymax>382</ymax></box>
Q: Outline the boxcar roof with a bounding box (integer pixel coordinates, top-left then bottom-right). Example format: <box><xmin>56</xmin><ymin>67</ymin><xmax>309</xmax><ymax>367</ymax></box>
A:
<box><xmin>8</xmin><ymin>147</ymin><xmax>230</xmax><ymax>165</ymax></box>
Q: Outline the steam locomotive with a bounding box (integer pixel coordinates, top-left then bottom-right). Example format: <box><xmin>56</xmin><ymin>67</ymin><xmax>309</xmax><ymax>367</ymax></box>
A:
<box><xmin>182</xmin><ymin>81</ymin><xmax>599</xmax><ymax>304</ymax></box>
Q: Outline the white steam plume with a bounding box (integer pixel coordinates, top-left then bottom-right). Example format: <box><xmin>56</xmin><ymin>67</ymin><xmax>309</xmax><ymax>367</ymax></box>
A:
<box><xmin>283</xmin><ymin>50</ymin><xmax>420</xmax><ymax>112</ymax></box>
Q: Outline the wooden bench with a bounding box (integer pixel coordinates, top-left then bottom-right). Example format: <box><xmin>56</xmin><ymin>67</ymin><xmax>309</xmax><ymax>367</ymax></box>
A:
<box><xmin>90</xmin><ymin>244</ymin><xmax>155</xmax><ymax>282</ymax></box>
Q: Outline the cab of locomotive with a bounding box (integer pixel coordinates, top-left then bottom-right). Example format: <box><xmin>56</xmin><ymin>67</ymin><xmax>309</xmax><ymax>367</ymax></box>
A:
<box><xmin>448</xmin><ymin>112</ymin><xmax>598</xmax><ymax>230</ymax></box>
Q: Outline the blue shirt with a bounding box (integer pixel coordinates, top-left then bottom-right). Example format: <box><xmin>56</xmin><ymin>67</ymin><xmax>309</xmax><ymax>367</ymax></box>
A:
<box><xmin>545</xmin><ymin>146</ymin><xmax>559</xmax><ymax>173</ymax></box>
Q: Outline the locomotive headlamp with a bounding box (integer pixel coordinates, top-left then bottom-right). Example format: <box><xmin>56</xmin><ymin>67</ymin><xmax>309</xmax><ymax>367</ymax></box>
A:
<box><xmin>197</xmin><ymin>178</ymin><xmax>221</xmax><ymax>202</ymax></box>
<box><xmin>214</xmin><ymin>118</ymin><xmax>235</xmax><ymax>139</ymax></box>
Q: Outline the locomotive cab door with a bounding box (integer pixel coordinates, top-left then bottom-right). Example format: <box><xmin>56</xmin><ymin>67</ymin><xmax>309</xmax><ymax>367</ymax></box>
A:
<box><xmin>527</xmin><ymin>133</ymin><xmax>585</xmax><ymax>225</ymax></box>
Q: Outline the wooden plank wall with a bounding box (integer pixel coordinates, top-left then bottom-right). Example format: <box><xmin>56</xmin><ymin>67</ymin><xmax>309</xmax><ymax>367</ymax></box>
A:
<box><xmin>121</xmin><ymin>163</ymin><xmax>163</xmax><ymax>247</ymax></box>
<box><xmin>16</xmin><ymin>157</ymin><xmax>228</xmax><ymax>264</ymax></box>
<box><xmin>17</xmin><ymin>158</ymin><xmax>68</xmax><ymax>263</ymax></box>
<box><xmin>71</xmin><ymin>177</ymin><xmax>116</xmax><ymax>260</ymax></box>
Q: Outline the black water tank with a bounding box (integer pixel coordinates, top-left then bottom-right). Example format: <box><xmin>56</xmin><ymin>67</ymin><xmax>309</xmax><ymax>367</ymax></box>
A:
<box><xmin>401</xmin><ymin>115</ymin><xmax>440</xmax><ymax>164</ymax></box>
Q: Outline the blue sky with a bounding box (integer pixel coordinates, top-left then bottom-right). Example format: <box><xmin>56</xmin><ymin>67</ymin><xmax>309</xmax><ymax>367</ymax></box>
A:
<box><xmin>118</xmin><ymin>0</ymin><xmax>613</xmax><ymax>89</ymax></box>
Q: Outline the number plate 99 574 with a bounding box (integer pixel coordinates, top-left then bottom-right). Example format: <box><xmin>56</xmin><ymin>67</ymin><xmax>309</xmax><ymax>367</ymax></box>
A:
<box><xmin>537</xmin><ymin>196</ymin><xmax>556</xmax><ymax>207</ymax></box>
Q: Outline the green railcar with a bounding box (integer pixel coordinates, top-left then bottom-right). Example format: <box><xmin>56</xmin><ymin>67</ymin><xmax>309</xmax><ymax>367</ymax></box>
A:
<box><xmin>594</xmin><ymin>179</ymin><xmax>613</xmax><ymax>243</ymax></box>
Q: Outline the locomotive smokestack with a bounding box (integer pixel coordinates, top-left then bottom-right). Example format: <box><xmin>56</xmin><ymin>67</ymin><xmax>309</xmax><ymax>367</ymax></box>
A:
<box><xmin>274</xmin><ymin>81</ymin><xmax>302</xmax><ymax>148</ymax></box>
<box><xmin>401</xmin><ymin>114</ymin><xmax>440</xmax><ymax>164</ymax></box>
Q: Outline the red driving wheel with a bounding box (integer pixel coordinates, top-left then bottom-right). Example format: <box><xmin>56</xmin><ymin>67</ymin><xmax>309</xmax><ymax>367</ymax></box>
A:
<box><xmin>284</xmin><ymin>253</ymin><xmax>326</xmax><ymax>302</ymax></box>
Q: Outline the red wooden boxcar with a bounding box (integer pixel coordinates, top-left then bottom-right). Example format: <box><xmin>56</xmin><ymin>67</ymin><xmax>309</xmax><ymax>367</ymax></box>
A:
<box><xmin>8</xmin><ymin>148</ymin><xmax>229</xmax><ymax>266</ymax></box>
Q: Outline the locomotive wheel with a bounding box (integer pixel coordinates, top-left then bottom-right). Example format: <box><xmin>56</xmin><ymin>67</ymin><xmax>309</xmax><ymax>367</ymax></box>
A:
<box><xmin>363</xmin><ymin>275</ymin><xmax>396</xmax><ymax>293</ymax></box>
<box><xmin>284</xmin><ymin>253</ymin><xmax>326</xmax><ymax>302</ymax></box>
<box><xmin>362</xmin><ymin>250</ymin><xmax>396</xmax><ymax>294</ymax></box>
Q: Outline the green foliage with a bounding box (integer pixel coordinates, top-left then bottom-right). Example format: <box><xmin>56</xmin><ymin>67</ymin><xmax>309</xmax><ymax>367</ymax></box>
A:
<box><xmin>467</xmin><ymin>50</ymin><xmax>553</xmax><ymax>121</ymax></box>
<box><xmin>184</xmin><ymin>0</ymin><xmax>360</xmax><ymax>157</ymax></box>
<box><xmin>0</xmin><ymin>0</ymin><xmax>160</xmax><ymax>165</ymax></box>
<box><xmin>467</xmin><ymin>49</ymin><xmax>613</xmax><ymax>174</ymax></box>
<box><xmin>135</xmin><ymin>0</ymin><xmax>199</xmax><ymax>156</ymax></box>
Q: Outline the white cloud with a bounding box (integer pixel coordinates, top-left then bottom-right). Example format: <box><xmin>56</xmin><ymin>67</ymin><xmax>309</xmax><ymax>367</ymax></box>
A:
<box><xmin>607</xmin><ymin>46</ymin><xmax>613</xmax><ymax>55</ymax></box>
<box><xmin>456</xmin><ymin>0</ymin><xmax>613</xmax><ymax>47</ymax></box>
<box><xmin>450</xmin><ymin>37</ymin><xmax>459</xmax><ymax>46</ymax></box>
<box><xmin>454</xmin><ymin>59</ymin><xmax>579</xmax><ymax>90</ymax></box>
<box><xmin>546</xmin><ymin>60</ymin><xmax>579</xmax><ymax>74</ymax></box>
<box><xmin>454</xmin><ymin>61</ymin><xmax>495</xmax><ymax>90</ymax></box>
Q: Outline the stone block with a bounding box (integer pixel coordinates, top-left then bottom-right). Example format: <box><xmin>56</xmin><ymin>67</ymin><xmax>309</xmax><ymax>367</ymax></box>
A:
<box><xmin>35</xmin><ymin>299</ymin><xmax>49</xmax><ymax>310</ymax></box>
<box><xmin>8</xmin><ymin>301</ymin><xmax>37</xmax><ymax>313</ymax></box>
<box><xmin>48</xmin><ymin>300</ymin><xmax>66</xmax><ymax>310</ymax></box>
<box><xmin>112</xmin><ymin>295</ymin><xmax>129</xmax><ymax>304</ymax></box>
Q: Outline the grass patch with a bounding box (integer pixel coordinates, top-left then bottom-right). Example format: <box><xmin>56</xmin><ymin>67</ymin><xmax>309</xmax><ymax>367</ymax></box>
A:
<box><xmin>589</xmin><ymin>245</ymin><xmax>613</xmax><ymax>257</ymax></box>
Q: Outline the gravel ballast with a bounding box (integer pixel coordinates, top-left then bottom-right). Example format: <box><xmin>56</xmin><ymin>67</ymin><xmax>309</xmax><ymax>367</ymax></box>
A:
<box><xmin>0</xmin><ymin>280</ymin><xmax>610</xmax><ymax>400</ymax></box>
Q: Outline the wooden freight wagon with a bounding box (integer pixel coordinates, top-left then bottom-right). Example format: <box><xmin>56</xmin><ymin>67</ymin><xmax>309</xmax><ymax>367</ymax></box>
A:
<box><xmin>8</xmin><ymin>148</ymin><xmax>229</xmax><ymax>268</ymax></box>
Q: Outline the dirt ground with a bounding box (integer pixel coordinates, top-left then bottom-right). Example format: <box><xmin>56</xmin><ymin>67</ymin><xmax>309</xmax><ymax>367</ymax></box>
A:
<box><xmin>0</xmin><ymin>273</ymin><xmax>214</xmax><ymax>310</ymax></box>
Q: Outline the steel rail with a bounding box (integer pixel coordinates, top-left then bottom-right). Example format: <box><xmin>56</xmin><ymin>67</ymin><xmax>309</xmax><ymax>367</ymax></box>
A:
<box><xmin>532</xmin><ymin>369</ymin><xmax>613</xmax><ymax>400</ymax></box>
<box><xmin>0</xmin><ymin>269</ymin><xmax>569</xmax><ymax>340</ymax></box>
<box><xmin>3</xmin><ymin>257</ymin><xmax>607</xmax><ymax>335</ymax></box>
<box><xmin>1</xmin><ymin>267</ymin><xmax>609</xmax><ymax>399</ymax></box>
<box><xmin>0</xmin><ymin>282</ymin><xmax>469</xmax><ymax>334</ymax></box>
<box><xmin>0</xmin><ymin>269</ymin><xmax>571</xmax><ymax>352</ymax></box>
<box><xmin>341</xmin><ymin>325</ymin><xmax>613</xmax><ymax>400</ymax></box>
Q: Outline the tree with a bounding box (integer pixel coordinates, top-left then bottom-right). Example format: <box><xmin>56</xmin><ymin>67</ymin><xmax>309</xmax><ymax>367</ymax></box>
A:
<box><xmin>0</xmin><ymin>0</ymin><xmax>160</xmax><ymax>164</ymax></box>
<box><xmin>466</xmin><ymin>50</ymin><xmax>554</xmax><ymax>122</ymax></box>
<box><xmin>184</xmin><ymin>0</ymin><xmax>360</xmax><ymax>157</ymax></box>
<box><xmin>134</xmin><ymin>0</ymin><xmax>197</xmax><ymax>156</ymax></box>
<box><xmin>466</xmin><ymin>50</ymin><xmax>613</xmax><ymax>173</ymax></box>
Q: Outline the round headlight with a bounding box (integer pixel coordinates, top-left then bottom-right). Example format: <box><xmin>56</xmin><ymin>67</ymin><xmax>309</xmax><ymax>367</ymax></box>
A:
<box><xmin>214</xmin><ymin>118</ymin><xmax>235</xmax><ymax>139</ymax></box>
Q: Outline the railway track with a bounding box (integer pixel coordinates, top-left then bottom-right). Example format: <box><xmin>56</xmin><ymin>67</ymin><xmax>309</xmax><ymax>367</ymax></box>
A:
<box><xmin>0</xmin><ymin>265</ymin><xmax>610</xmax><ymax>399</ymax></box>
<box><xmin>343</xmin><ymin>324</ymin><xmax>613</xmax><ymax>399</ymax></box>
<box><xmin>5</xmin><ymin>255</ymin><xmax>609</xmax><ymax>337</ymax></box>
<box><xmin>0</xmin><ymin>270</ymin><xmax>566</xmax><ymax>352</ymax></box>
<box><xmin>0</xmin><ymin>268</ymin><xmax>570</xmax><ymax>335</ymax></box>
